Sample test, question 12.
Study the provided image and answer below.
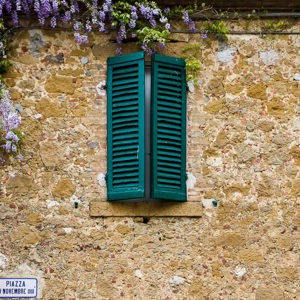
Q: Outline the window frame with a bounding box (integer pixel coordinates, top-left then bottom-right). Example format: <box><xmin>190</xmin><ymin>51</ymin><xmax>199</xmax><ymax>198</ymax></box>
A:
<box><xmin>106</xmin><ymin>52</ymin><xmax>187</xmax><ymax>202</ymax></box>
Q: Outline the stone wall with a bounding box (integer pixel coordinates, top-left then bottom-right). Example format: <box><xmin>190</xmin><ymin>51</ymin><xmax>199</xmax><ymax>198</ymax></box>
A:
<box><xmin>0</xmin><ymin>19</ymin><xmax>299</xmax><ymax>299</ymax></box>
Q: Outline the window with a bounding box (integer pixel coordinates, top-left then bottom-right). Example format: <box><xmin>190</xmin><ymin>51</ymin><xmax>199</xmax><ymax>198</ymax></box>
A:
<box><xmin>106</xmin><ymin>52</ymin><xmax>187</xmax><ymax>202</ymax></box>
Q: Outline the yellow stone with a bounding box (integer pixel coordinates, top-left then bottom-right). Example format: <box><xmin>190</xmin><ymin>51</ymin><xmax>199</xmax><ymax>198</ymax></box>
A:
<box><xmin>206</xmin><ymin>78</ymin><xmax>225</xmax><ymax>96</ymax></box>
<box><xmin>204</xmin><ymin>98</ymin><xmax>226</xmax><ymax>114</ymax></box>
<box><xmin>247</xmin><ymin>82</ymin><xmax>267</xmax><ymax>100</ymax></box>
<box><xmin>3</xmin><ymin>70</ymin><xmax>22</xmax><ymax>78</ymax></box>
<box><xmin>216</xmin><ymin>233</ymin><xmax>246</xmax><ymax>247</ymax></box>
<box><xmin>291</xmin><ymin>181</ymin><xmax>300</xmax><ymax>197</ymax></box>
<box><xmin>45</xmin><ymin>75</ymin><xmax>76</xmax><ymax>94</ymax></box>
<box><xmin>115</xmin><ymin>224</ymin><xmax>132</xmax><ymax>234</ymax></box>
<box><xmin>225</xmin><ymin>83</ymin><xmax>244</xmax><ymax>94</ymax></box>
<box><xmin>52</xmin><ymin>178</ymin><xmax>76</xmax><ymax>199</ymax></box>
<box><xmin>12</xmin><ymin>225</ymin><xmax>33</xmax><ymax>240</ymax></box>
<box><xmin>12</xmin><ymin>54</ymin><xmax>39</xmax><ymax>65</ymax></box>
<box><xmin>9</xmin><ymin>89</ymin><xmax>22</xmax><ymax>101</ymax></box>
<box><xmin>255</xmin><ymin>286</ymin><xmax>284</xmax><ymax>300</ymax></box>
<box><xmin>35</xmin><ymin>98</ymin><xmax>66</xmax><ymax>118</ymax></box>
<box><xmin>224</xmin><ymin>184</ymin><xmax>250</xmax><ymax>197</ymax></box>
<box><xmin>6</xmin><ymin>175</ymin><xmax>37</xmax><ymax>195</ymax></box>
<box><xmin>26</xmin><ymin>213</ymin><xmax>44</xmax><ymax>225</ymax></box>
<box><xmin>215</xmin><ymin>131</ymin><xmax>229</xmax><ymax>147</ymax></box>
<box><xmin>267</xmin><ymin>98</ymin><xmax>285</xmax><ymax>117</ymax></box>
<box><xmin>57</xmin><ymin>68</ymin><xmax>84</xmax><ymax>76</ymax></box>
<box><xmin>69</xmin><ymin>49</ymin><xmax>89</xmax><ymax>56</ymax></box>
<box><xmin>39</xmin><ymin>141</ymin><xmax>64</xmax><ymax>167</ymax></box>
<box><xmin>188</xmin><ymin>279</ymin><xmax>211</xmax><ymax>298</ymax></box>
<box><xmin>257</xmin><ymin>120</ymin><xmax>274</xmax><ymax>132</ymax></box>
<box><xmin>22</xmin><ymin>232</ymin><xmax>42</xmax><ymax>246</ymax></box>
<box><xmin>290</xmin><ymin>146</ymin><xmax>300</xmax><ymax>165</ymax></box>
<box><xmin>57</xmin><ymin>207</ymin><xmax>69</xmax><ymax>215</ymax></box>
<box><xmin>12</xmin><ymin>225</ymin><xmax>42</xmax><ymax>246</ymax></box>
<box><xmin>277</xmin><ymin>266</ymin><xmax>299</xmax><ymax>280</ymax></box>
<box><xmin>237</xmin><ymin>248</ymin><xmax>264</xmax><ymax>263</ymax></box>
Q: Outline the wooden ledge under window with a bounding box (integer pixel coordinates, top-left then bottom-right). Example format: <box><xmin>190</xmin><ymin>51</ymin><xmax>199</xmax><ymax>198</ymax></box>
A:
<box><xmin>89</xmin><ymin>201</ymin><xmax>203</xmax><ymax>217</ymax></box>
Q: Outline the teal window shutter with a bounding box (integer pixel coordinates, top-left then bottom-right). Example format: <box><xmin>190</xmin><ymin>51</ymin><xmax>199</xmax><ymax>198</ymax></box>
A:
<box><xmin>151</xmin><ymin>54</ymin><xmax>187</xmax><ymax>201</ymax></box>
<box><xmin>107</xmin><ymin>52</ymin><xmax>145</xmax><ymax>201</ymax></box>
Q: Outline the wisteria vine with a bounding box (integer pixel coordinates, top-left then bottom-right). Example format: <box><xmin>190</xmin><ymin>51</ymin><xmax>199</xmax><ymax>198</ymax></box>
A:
<box><xmin>0</xmin><ymin>1</ymin><xmax>211</xmax><ymax>164</ymax></box>
<box><xmin>0</xmin><ymin>0</ymin><xmax>196</xmax><ymax>54</ymax></box>
<box><xmin>0</xmin><ymin>83</ymin><xmax>23</xmax><ymax>164</ymax></box>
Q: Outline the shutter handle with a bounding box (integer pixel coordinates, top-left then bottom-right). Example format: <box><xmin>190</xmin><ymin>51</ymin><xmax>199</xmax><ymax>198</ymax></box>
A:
<box><xmin>137</xmin><ymin>146</ymin><xmax>139</xmax><ymax>160</ymax></box>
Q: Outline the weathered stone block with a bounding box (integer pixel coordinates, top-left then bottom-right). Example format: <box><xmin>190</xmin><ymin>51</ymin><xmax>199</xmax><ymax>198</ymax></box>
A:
<box><xmin>267</xmin><ymin>98</ymin><xmax>286</xmax><ymax>117</ymax></box>
<box><xmin>35</xmin><ymin>98</ymin><xmax>66</xmax><ymax>117</ymax></box>
<box><xmin>225</xmin><ymin>83</ymin><xmax>244</xmax><ymax>95</ymax></box>
<box><xmin>204</xmin><ymin>98</ymin><xmax>226</xmax><ymax>114</ymax></box>
<box><xmin>39</xmin><ymin>141</ymin><xmax>64</xmax><ymax>167</ymax></box>
<box><xmin>26</xmin><ymin>213</ymin><xmax>45</xmax><ymax>225</ymax></box>
<box><xmin>57</xmin><ymin>68</ymin><xmax>84</xmax><ymax>76</ymax></box>
<box><xmin>237</xmin><ymin>248</ymin><xmax>264</xmax><ymax>263</ymax></box>
<box><xmin>216</xmin><ymin>233</ymin><xmax>246</xmax><ymax>247</ymax></box>
<box><xmin>255</xmin><ymin>286</ymin><xmax>284</xmax><ymax>300</ymax></box>
<box><xmin>235</xmin><ymin>143</ymin><xmax>256</xmax><ymax>163</ymax></box>
<box><xmin>12</xmin><ymin>54</ymin><xmax>39</xmax><ymax>65</ymax></box>
<box><xmin>115</xmin><ymin>224</ymin><xmax>132</xmax><ymax>234</ymax></box>
<box><xmin>52</xmin><ymin>178</ymin><xmax>76</xmax><ymax>199</ymax></box>
<box><xmin>6</xmin><ymin>175</ymin><xmax>37</xmax><ymax>195</ymax></box>
<box><xmin>224</xmin><ymin>184</ymin><xmax>250</xmax><ymax>197</ymax></box>
<box><xmin>45</xmin><ymin>75</ymin><xmax>76</xmax><ymax>94</ymax></box>
<box><xmin>257</xmin><ymin>120</ymin><xmax>274</xmax><ymax>132</ymax></box>
<box><xmin>247</xmin><ymin>82</ymin><xmax>267</xmax><ymax>100</ymax></box>
<box><xmin>291</xmin><ymin>181</ymin><xmax>300</xmax><ymax>197</ymax></box>
<box><xmin>290</xmin><ymin>146</ymin><xmax>300</xmax><ymax>165</ymax></box>
<box><xmin>205</xmin><ymin>78</ymin><xmax>225</xmax><ymax>96</ymax></box>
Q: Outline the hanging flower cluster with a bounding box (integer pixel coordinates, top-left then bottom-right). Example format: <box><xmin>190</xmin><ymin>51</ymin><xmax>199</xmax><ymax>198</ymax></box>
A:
<box><xmin>0</xmin><ymin>0</ymin><xmax>195</xmax><ymax>54</ymax></box>
<box><xmin>0</xmin><ymin>83</ymin><xmax>23</xmax><ymax>164</ymax></box>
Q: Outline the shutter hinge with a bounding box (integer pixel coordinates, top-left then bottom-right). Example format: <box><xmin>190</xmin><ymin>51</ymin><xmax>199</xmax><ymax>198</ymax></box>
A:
<box><xmin>105</xmin><ymin>173</ymin><xmax>108</xmax><ymax>182</ymax></box>
<box><xmin>186</xmin><ymin>173</ymin><xmax>188</xmax><ymax>180</ymax></box>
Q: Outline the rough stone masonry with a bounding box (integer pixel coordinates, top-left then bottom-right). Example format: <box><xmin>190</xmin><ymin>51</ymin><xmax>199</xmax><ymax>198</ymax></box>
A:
<box><xmin>0</xmin><ymin>19</ymin><xmax>299</xmax><ymax>299</ymax></box>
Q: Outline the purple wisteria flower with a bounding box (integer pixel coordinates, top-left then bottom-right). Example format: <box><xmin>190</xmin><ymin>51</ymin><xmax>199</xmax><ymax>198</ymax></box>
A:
<box><xmin>85</xmin><ymin>21</ymin><xmax>92</xmax><ymax>32</ymax></box>
<box><xmin>189</xmin><ymin>20</ymin><xmax>196</xmax><ymax>33</ymax></box>
<box><xmin>6</xmin><ymin>131</ymin><xmax>19</xmax><ymax>143</ymax></box>
<box><xmin>129</xmin><ymin>19</ymin><xmax>136</xmax><ymax>29</ymax></box>
<box><xmin>73</xmin><ymin>21</ymin><xmax>81</xmax><ymax>31</ymax></box>
<box><xmin>50</xmin><ymin>16</ymin><xmax>56</xmax><ymax>28</ymax></box>
<box><xmin>182</xmin><ymin>10</ymin><xmax>196</xmax><ymax>33</ymax></box>
<box><xmin>183</xmin><ymin>10</ymin><xmax>189</xmax><ymax>24</ymax></box>
<box><xmin>74</xmin><ymin>32</ymin><xmax>88</xmax><ymax>44</ymax></box>
<box><xmin>201</xmin><ymin>30</ymin><xmax>208</xmax><ymax>39</ymax></box>
<box><xmin>131</xmin><ymin>6</ymin><xmax>138</xmax><ymax>20</ymax></box>
<box><xmin>163</xmin><ymin>7</ymin><xmax>170</xmax><ymax>14</ymax></box>
<box><xmin>99</xmin><ymin>11</ymin><xmax>106</xmax><ymax>21</ymax></box>
<box><xmin>115</xmin><ymin>47</ymin><xmax>122</xmax><ymax>55</ymax></box>
<box><xmin>117</xmin><ymin>25</ymin><xmax>126</xmax><ymax>44</ymax></box>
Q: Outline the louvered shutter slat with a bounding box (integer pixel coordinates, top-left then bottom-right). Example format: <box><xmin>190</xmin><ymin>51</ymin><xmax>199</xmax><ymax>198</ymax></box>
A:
<box><xmin>107</xmin><ymin>52</ymin><xmax>145</xmax><ymax>201</ymax></box>
<box><xmin>151</xmin><ymin>54</ymin><xmax>187</xmax><ymax>201</ymax></box>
